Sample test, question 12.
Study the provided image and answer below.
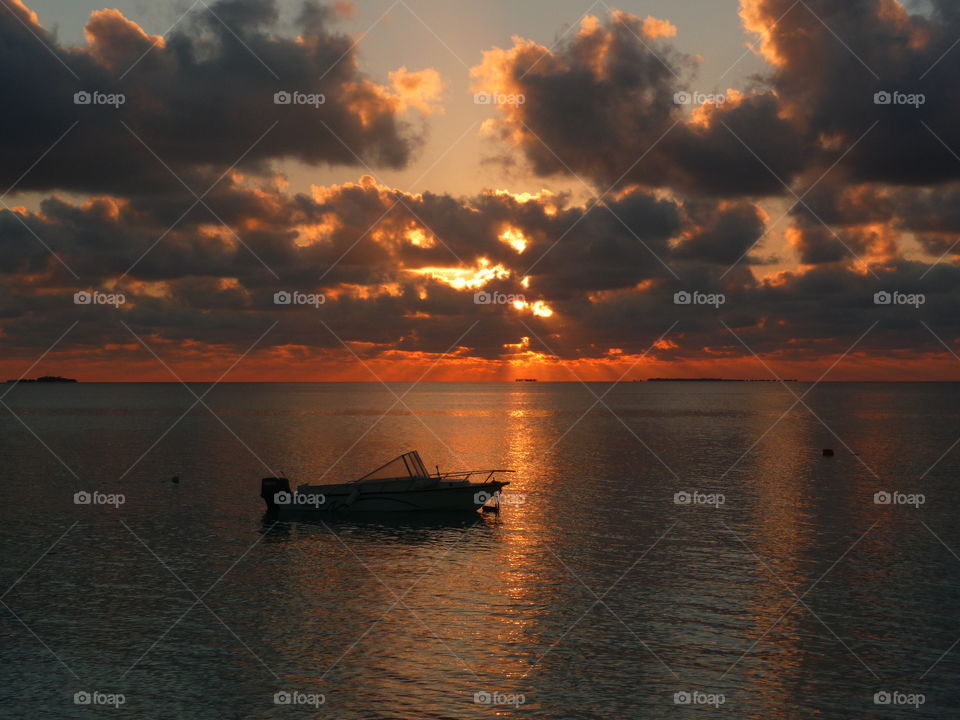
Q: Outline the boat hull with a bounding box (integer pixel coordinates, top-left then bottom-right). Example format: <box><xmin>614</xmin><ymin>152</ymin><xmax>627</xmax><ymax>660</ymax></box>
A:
<box><xmin>267</xmin><ymin>480</ymin><xmax>507</xmax><ymax>519</ymax></box>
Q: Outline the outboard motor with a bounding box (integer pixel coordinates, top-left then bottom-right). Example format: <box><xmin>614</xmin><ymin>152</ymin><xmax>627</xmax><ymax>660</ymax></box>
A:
<box><xmin>261</xmin><ymin>477</ymin><xmax>291</xmax><ymax>513</ymax></box>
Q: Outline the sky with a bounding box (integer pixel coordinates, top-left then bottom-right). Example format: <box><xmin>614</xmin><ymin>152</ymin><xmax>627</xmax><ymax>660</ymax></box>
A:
<box><xmin>1</xmin><ymin>0</ymin><xmax>959</xmax><ymax>381</ymax></box>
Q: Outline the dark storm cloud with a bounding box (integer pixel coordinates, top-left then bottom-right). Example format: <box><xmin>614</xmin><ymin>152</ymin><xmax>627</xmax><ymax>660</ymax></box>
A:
<box><xmin>0</xmin><ymin>177</ymin><xmax>687</xmax><ymax>288</ymax></box>
<box><xmin>4</xmin><ymin>172</ymin><xmax>959</xmax><ymax>366</ymax></box>
<box><xmin>530</xmin><ymin>198</ymin><xmax>681</xmax><ymax>298</ymax></box>
<box><xmin>788</xmin><ymin>225</ymin><xmax>852</xmax><ymax>266</ymax></box>
<box><xmin>794</xmin><ymin>182</ymin><xmax>895</xmax><ymax>229</ymax></box>
<box><xmin>785</xmin><ymin>179</ymin><xmax>960</xmax><ymax>265</ymax></box>
<box><xmin>0</xmin><ymin>177</ymin><xmax>750</xmax><ymax>358</ymax></box>
<box><xmin>473</xmin><ymin>1</ymin><xmax>960</xmax><ymax>199</ymax></box>
<box><xmin>739</xmin><ymin>0</ymin><xmax>960</xmax><ymax>187</ymax></box>
<box><xmin>0</xmin><ymin>0</ymin><xmax>423</xmax><ymax>195</ymax></box>
<box><xmin>889</xmin><ymin>184</ymin><xmax>960</xmax><ymax>235</ymax></box>
<box><xmin>471</xmin><ymin>11</ymin><xmax>806</xmax><ymax>197</ymax></box>
<box><xmin>673</xmin><ymin>200</ymin><xmax>767</xmax><ymax>265</ymax></box>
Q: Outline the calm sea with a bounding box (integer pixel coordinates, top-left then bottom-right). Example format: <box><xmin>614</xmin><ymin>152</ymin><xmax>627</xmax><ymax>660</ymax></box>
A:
<box><xmin>2</xmin><ymin>382</ymin><xmax>960</xmax><ymax>719</ymax></box>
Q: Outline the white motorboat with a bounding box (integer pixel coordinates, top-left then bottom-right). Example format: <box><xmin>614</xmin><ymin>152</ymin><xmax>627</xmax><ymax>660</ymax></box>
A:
<box><xmin>260</xmin><ymin>451</ymin><xmax>512</xmax><ymax>517</ymax></box>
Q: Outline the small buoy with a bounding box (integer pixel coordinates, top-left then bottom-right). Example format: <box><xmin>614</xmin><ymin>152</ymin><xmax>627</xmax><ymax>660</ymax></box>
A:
<box><xmin>171</xmin><ymin>475</ymin><xmax>180</xmax><ymax>484</ymax></box>
<box><xmin>822</xmin><ymin>449</ymin><xmax>834</xmax><ymax>457</ymax></box>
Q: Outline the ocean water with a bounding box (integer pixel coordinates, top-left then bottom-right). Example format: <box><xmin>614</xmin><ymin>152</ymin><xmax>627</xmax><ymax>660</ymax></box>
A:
<box><xmin>1</xmin><ymin>381</ymin><xmax>960</xmax><ymax>719</ymax></box>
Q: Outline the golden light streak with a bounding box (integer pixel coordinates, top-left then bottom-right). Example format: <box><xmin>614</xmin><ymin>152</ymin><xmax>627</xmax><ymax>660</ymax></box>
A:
<box><xmin>408</xmin><ymin>257</ymin><xmax>511</xmax><ymax>289</ymax></box>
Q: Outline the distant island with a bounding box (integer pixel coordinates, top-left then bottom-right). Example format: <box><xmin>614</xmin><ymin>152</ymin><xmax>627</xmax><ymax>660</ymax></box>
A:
<box><xmin>6</xmin><ymin>376</ymin><xmax>78</xmax><ymax>383</ymax></box>
<box><xmin>646</xmin><ymin>378</ymin><xmax>799</xmax><ymax>382</ymax></box>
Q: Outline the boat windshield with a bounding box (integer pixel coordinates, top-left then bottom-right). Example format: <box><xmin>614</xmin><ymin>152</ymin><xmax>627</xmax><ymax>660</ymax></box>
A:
<box><xmin>354</xmin><ymin>451</ymin><xmax>430</xmax><ymax>483</ymax></box>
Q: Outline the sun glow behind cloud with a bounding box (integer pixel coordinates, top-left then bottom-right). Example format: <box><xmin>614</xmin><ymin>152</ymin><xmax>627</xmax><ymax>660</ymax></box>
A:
<box><xmin>405</xmin><ymin>225</ymin><xmax>436</xmax><ymax>248</ymax></box>
<box><xmin>513</xmin><ymin>299</ymin><xmax>554</xmax><ymax>317</ymax></box>
<box><xmin>408</xmin><ymin>257</ymin><xmax>511</xmax><ymax>289</ymax></box>
<box><xmin>499</xmin><ymin>226</ymin><xmax>528</xmax><ymax>253</ymax></box>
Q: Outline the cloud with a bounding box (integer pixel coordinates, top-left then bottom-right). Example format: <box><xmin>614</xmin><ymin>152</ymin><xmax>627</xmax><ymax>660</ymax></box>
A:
<box><xmin>388</xmin><ymin>66</ymin><xmax>445</xmax><ymax>115</ymax></box>
<box><xmin>641</xmin><ymin>16</ymin><xmax>678</xmax><ymax>39</ymax></box>
<box><xmin>3</xmin><ymin>166</ymin><xmax>959</xmax><ymax>377</ymax></box>
<box><xmin>470</xmin><ymin>0</ymin><xmax>960</xmax><ymax>202</ymax></box>
<box><xmin>736</xmin><ymin>0</ymin><xmax>960</xmax><ymax>187</ymax></box>
<box><xmin>0</xmin><ymin>0</ymin><xmax>440</xmax><ymax>195</ymax></box>
<box><xmin>673</xmin><ymin>200</ymin><xmax>768</xmax><ymax>265</ymax></box>
<box><xmin>470</xmin><ymin>10</ymin><xmax>806</xmax><ymax>197</ymax></box>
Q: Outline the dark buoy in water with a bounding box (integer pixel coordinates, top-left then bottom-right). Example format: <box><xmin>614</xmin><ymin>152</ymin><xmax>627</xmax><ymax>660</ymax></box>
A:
<box><xmin>171</xmin><ymin>475</ymin><xmax>180</xmax><ymax>484</ymax></box>
<box><xmin>822</xmin><ymin>449</ymin><xmax>834</xmax><ymax>457</ymax></box>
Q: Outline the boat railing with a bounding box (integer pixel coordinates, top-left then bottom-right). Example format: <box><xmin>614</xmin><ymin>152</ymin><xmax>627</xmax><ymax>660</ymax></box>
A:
<box><xmin>435</xmin><ymin>469</ymin><xmax>515</xmax><ymax>483</ymax></box>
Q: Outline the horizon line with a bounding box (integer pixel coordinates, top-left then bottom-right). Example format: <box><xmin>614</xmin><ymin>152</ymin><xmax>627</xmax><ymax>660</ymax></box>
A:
<box><xmin>11</xmin><ymin>379</ymin><xmax>960</xmax><ymax>384</ymax></box>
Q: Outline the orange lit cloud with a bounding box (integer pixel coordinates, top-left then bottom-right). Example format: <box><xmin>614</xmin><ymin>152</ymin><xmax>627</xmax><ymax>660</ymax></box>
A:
<box><xmin>7</xmin><ymin>0</ymin><xmax>38</xmax><ymax>26</ymax></box>
<box><xmin>642</xmin><ymin>16</ymin><xmax>678</xmax><ymax>39</ymax></box>
<box><xmin>333</xmin><ymin>0</ymin><xmax>356</xmax><ymax>18</ymax></box>
<box><xmin>83</xmin><ymin>8</ymin><xmax>164</xmax><ymax>69</ymax></box>
<box><xmin>738</xmin><ymin>0</ymin><xmax>788</xmax><ymax>67</ymax></box>
<box><xmin>389</xmin><ymin>66</ymin><xmax>445</xmax><ymax>115</ymax></box>
<box><xmin>344</xmin><ymin>67</ymin><xmax>444</xmax><ymax>126</ymax></box>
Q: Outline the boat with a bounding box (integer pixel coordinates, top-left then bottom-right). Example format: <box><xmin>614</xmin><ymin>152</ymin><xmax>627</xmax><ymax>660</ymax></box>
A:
<box><xmin>260</xmin><ymin>451</ymin><xmax>512</xmax><ymax>517</ymax></box>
